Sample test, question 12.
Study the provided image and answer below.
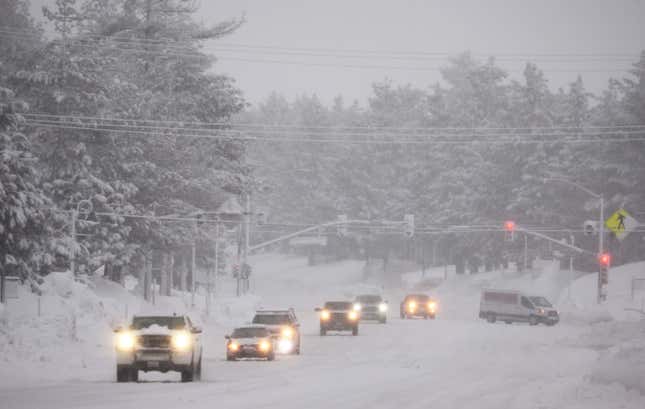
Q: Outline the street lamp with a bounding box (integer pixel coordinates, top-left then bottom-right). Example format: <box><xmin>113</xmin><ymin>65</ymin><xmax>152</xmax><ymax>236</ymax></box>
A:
<box><xmin>544</xmin><ymin>177</ymin><xmax>605</xmax><ymax>303</ymax></box>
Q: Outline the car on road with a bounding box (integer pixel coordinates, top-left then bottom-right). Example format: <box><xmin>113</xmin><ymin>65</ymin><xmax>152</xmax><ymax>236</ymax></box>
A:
<box><xmin>315</xmin><ymin>301</ymin><xmax>360</xmax><ymax>335</ymax></box>
<box><xmin>251</xmin><ymin>308</ymin><xmax>301</xmax><ymax>354</ymax></box>
<box><xmin>114</xmin><ymin>314</ymin><xmax>203</xmax><ymax>383</ymax></box>
<box><xmin>479</xmin><ymin>289</ymin><xmax>559</xmax><ymax>326</ymax></box>
<box><xmin>353</xmin><ymin>294</ymin><xmax>388</xmax><ymax>323</ymax></box>
<box><xmin>225</xmin><ymin>326</ymin><xmax>276</xmax><ymax>361</ymax></box>
<box><xmin>400</xmin><ymin>294</ymin><xmax>438</xmax><ymax>319</ymax></box>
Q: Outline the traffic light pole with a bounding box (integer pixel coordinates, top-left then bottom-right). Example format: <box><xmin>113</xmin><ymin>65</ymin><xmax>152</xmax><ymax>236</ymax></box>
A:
<box><xmin>598</xmin><ymin>195</ymin><xmax>605</xmax><ymax>304</ymax></box>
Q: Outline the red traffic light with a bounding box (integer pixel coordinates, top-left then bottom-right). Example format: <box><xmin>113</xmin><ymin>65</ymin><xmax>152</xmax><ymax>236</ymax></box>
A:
<box><xmin>598</xmin><ymin>253</ymin><xmax>611</xmax><ymax>267</ymax></box>
<box><xmin>504</xmin><ymin>221</ymin><xmax>516</xmax><ymax>232</ymax></box>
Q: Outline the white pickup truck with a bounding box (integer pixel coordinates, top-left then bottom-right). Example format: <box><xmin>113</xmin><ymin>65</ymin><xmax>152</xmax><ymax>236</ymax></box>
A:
<box><xmin>114</xmin><ymin>314</ymin><xmax>203</xmax><ymax>382</ymax></box>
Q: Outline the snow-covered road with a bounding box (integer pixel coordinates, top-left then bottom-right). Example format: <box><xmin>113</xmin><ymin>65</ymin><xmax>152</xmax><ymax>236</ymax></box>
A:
<box><xmin>2</xmin><ymin>315</ymin><xmax>640</xmax><ymax>409</ymax></box>
<box><xmin>2</xmin><ymin>255</ymin><xmax>644</xmax><ymax>409</ymax></box>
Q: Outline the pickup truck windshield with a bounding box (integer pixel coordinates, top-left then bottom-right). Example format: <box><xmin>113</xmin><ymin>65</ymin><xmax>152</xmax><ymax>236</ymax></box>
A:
<box><xmin>356</xmin><ymin>295</ymin><xmax>382</xmax><ymax>303</ymax></box>
<box><xmin>131</xmin><ymin>316</ymin><xmax>186</xmax><ymax>330</ymax></box>
<box><xmin>324</xmin><ymin>302</ymin><xmax>352</xmax><ymax>310</ymax></box>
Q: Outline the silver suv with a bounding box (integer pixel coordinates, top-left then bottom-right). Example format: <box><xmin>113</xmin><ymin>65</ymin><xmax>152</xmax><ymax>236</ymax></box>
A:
<box><xmin>114</xmin><ymin>314</ymin><xmax>203</xmax><ymax>382</ymax></box>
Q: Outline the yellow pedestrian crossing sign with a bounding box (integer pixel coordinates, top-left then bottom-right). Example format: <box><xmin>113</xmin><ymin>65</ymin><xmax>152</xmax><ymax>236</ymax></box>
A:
<box><xmin>605</xmin><ymin>209</ymin><xmax>639</xmax><ymax>241</ymax></box>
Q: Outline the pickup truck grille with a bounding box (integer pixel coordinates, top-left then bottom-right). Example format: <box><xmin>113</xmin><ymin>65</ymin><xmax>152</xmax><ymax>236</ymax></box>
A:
<box><xmin>331</xmin><ymin>312</ymin><xmax>349</xmax><ymax>321</ymax></box>
<box><xmin>548</xmin><ymin>311</ymin><xmax>558</xmax><ymax>317</ymax></box>
<box><xmin>139</xmin><ymin>335</ymin><xmax>171</xmax><ymax>348</ymax></box>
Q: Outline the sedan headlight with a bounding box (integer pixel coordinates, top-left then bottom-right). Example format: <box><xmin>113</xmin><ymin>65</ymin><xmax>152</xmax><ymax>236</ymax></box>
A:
<box><xmin>320</xmin><ymin>310</ymin><xmax>331</xmax><ymax>320</ymax></box>
<box><xmin>281</xmin><ymin>326</ymin><xmax>294</xmax><ymax>339</ymax></box>
<box><xmin>171</xmin><ymin>331</ymin><xmax>191</xmax><ymax>351</ymax></box>
<box><xmin>348</xmin><ymin>310</ymin><xmax>359</xmax><ymax>321</ymax></box>
<box><xmin>378</xmin><ymin>303</ymin><xmax>388</xmax><ymax>312</ymax></box>
<box><xmin>427</xmin><ymin>301</ymin><xmax>437</xmax><ymax>312</ymax></box>
<box><xmin>408</xmin><ymin>301</ymin><xmax>417</xmax><ymax>311</ymax></box>
<box><xmin>116</xmin><ymin>332</ymin><xmax>136</xmax><ymax>351</ymax></box>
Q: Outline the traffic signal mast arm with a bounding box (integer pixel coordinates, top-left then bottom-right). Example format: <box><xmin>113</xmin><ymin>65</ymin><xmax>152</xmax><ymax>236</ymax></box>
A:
<box><xmin>513</xmin><ymin>224</ymin><xmax>593</xmax><ymax>255</ymax></box>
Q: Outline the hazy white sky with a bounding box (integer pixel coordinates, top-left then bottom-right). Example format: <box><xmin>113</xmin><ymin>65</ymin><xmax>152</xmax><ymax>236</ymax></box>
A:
<box><xmin>30</xmin><ymin>0</ymin><xmax>645</xmax><ymax>106</ymax></box>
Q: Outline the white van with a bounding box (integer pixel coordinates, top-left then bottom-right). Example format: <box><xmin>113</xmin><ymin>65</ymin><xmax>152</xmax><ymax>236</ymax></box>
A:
<box><xmin>478</xmin><ymin>289</ymin><xmax>559</xmax><ymax>326</ymax></box>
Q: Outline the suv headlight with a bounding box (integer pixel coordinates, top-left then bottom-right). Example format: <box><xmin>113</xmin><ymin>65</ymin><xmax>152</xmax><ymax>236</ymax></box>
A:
<box><xmin>281</xmin><ymin>326</ymin><xmax>294</xmax><ymax>339</ymax></box>
<box><xmin>320</xmin><ymin>310</ymin><xmax>331</xmax><ymax>320</ymax></box>
<box><xmin>378</xmin><ymin>303</ymin><xmax>388</xmax><ymax>312</ymax></box>
<box><xmin>408</xmin><ymin>301</ymin><xmax>417</xmax><ymax>311</ymax></box>
<box><xmin>259</xmin><ymin>340</ymin><xmax>271</xmax><ymax>352</ymax></box>
<box><xmin>348</xmin><ymin>310</ymin><xmax>359</xmax><ymax>321</ymax></box>
<box><xmin>116</xmin><ymin>332</ymin><xmax>136</xmax><ymax>351</ymax></box>
<box><xmin>537</xmin><ymin>308</ymin><xmax>545</xmax><ymax>315</ymax></box>
<box><xmin>428</xmin><ymin>301</ymin><xmax>437</xmax><ymax>312</ymax></box>
<box><xmin>171</xmin><ymin>331</ymin><xmax>191</xmax><ymax>351</ymax></box>
<box><xmin>353</xmin><ymin>303</ymin><xmax>362</xmax><ymax>311</ymax></box>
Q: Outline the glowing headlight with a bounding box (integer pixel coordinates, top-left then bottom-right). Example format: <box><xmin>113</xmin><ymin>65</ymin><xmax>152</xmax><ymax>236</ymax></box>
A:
<box><xmin>171</xmin><ymin>331</ymin><xmax>191</xmax><ymax>350</ymax></box>
<box><xmin>353</xmin><ymin>303</ymin><xmax>362</xmax><ymax>311</ymax></box>
<box><xmin>428</xmin><ymin>301</ymin><xmax>437</xmax><ymax>312</ymax></box>
<box><xmin>378</xmin><ymin>303</ymin><xmax>388</xmax><ymax>312</ymax></box>
<box><xmin>321</xmin><ymin>310</ymin><xmax>331</xmax><ymax>320</ymax></box>
<box><xmin>228</xmin><ymin>341</ymin><xmax>239</xmax><ymax>352</ymax></box>
<box><xmin>259</xmin><ymin>340</ymin><xmax>271</xmax><ymax>352</ymax></box>
<box><xmin>281</xmin><ymin>327</ymin><xmax>294</xmax><ymax>339</ymax></box>
<box><xmin>278</xmin><ymin>338</ymin><xmax>293</xmax><ymax>354</ymax></box>
<box><xmin>348</xmin><ymin>310</ymin><xmax>359</xmax><ymax>321</ymax></box>
<box><xmin>116</xmin><ymin>332</ymin><xmax>136</xmax><ymax>351</ymax></box>
<box><xmin>408</xmin><ymin>301</ymin><xmax>417</xmax><ymax>311</ymax></box>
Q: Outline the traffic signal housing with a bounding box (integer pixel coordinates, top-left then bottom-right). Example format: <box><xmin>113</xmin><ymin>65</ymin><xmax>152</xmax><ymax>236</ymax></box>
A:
<box><xmin>599</xmin><ymin>253</ymin><xmax>611</xmax><ymax>286</ymax></box>
<box><xmin>504</xmin><ymin>220</ymin><xmax>516</xmax><ymax>241</ymax></box>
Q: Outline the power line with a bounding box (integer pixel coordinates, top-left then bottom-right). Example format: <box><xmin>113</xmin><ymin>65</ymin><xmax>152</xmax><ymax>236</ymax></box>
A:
<box><xmin>24</xmin><ymin>119</ymin><xmax>645</xmax><ymax>145</ymax></box>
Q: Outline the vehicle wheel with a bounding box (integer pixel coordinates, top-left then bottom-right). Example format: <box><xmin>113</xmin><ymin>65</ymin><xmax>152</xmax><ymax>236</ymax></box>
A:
<box><xmin>423</xmin><ymin>314</ymin><xmax>428</xmax><ymax>320</ymax></box>
<box><xmin>320</xmin><ymin>327</ymin><xmax>327</xmax><ymax>336</ymax></box>
<box><xmin>226</xmin><ymin>355</ymin><xmax>236</xmax><ymax>361</ymax></box>
<box><xmin>546</xmin><ymin>322</ymin><xmax>555</xmax><ymax>327</ymax></box>
<box><xmin>429</xmin><ymin>314</ymin><xmax>436</xmax><ymax>320</ymax></box>
<box><xmin>400</xmin><ymin>311</ymin><xmax>405</xmax><ymax>319</ymax></box>
<box><xmin>352</xmin><ymin>327</ymin><xmax>358</xmax><ymax>336</ymax></box>
<box><xmin>529</xmin><ymin>316</ymin><xmax>538</xmax><ymax>326</ymax></box>
<box><xmin>181</xmin><ymin>365</ymin><xmax>194</xmax><ymax>382</ymax></box>
<box><xmin>195</xmin><ymin>356</ymin><xmax>202</xmax><ymax>381</ymax></box>
<box><xmin>129</xmin><ymin>368</ymin><xmax>138</xmax><ymax>382</ymax></box>
<box><xmin>295</xmin><ymin>340</ymin><xmax>301</xmax><ymax>355</ymax></box>
<box><xmin>379</xmin><ymin>318</ymin><xmax>387</xmax><ymax>324</ymax></box>
<box><xmin>505</xmin><ymin>321</ymin><xmax>512</xmax><ymax>325</ymax></box>
<box><xmin>267</xmin><ymin>353</ymin><xmax>275</xmax><ymax>361</ymax></box>
<box><xmin>116</xmin><ymin>367</ymin><xmax>130</xmax><ymax>383</ymax></box>
<box><xmin>487</xmin><ymin>313</ymin><xmax>496</xmax><ymax>323</ymax></box>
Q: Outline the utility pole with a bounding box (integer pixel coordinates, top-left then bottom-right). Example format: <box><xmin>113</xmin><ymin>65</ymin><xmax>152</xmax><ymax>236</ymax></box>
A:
<box><xmin>70</xmin><ymin>209</ymin><xmax>77</xmax><ymax>275</ymax></box>
<box><xmin>243</xmin><ymin>193</ymin><xmax>251</xmax><ymax>294</ymax></box>
<box><xmin>191</xmin><ymin>220</ymin><xmax>197</xmax><ymax>307</ymax></box>
<box><xmin>524</xmin><ymin>233</ymin><xmax>528</xmax><ymax>272</ymax></box>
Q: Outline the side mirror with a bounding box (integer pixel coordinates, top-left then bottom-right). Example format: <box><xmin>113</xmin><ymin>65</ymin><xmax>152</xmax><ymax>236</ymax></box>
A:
<box><xmin>113</xmin><ymin>326</ymin><xmax>123</xmax><ymax>333</ymax></box>
<box><xmin>191</xmin><ymin>326</ymin><xmax>202</xmax><ymax>334</ymax></box>
<box><xmin>314</xmin><ymin>307</ymin><xmax>321</xmax><ymax>312</ymax></box>
<box><xmin>224</xmin><ymin>335</ymin><xmax>230</xmax><ymax>340</ymax></box>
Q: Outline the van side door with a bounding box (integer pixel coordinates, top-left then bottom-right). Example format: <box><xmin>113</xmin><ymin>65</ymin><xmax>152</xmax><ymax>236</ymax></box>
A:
<box><xmin>520</xmin><ymin>296</ymin><xmax>534</xmax><ymax>321</ymax></box>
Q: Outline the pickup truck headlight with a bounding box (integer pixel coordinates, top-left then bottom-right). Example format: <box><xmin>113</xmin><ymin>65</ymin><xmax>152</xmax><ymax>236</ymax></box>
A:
<box><xmin>171</xmin><ymin>331</ymin><xmax>191</xmax><ymax>351</ymax></box>
<box><xmin>259</xmin><ymin>340</ymin><xmax>271</xmax><ymax>352</ymax></box>
<box><xmin>378</xmin><ymin>303</ymin><xmax>388</xmax><ymax>312</ymax></box>
<box><xmin>278</xmin><ymin>339</ymin><xmax>293</xmax><ymax>353</ymax></box>
<box><xmin>116</xmin><ymin>332</ymin><xmax>136</xmax><ymax>351</ymax></box>
<box><xmin>353</xmin><ymin>303</ymin><xmax>362</xmax><ymax>311</ymax></box>
<box><xmin>427</xmin><ymin>301</ymin><xmax>437</xmax><ymax>312</ymax></box>
<box><xmin>348</xmin><ymin>310</ymin><xmax>359</xmax><ymax>321</ymax></box>
<box><xmin>320</xmin><ymin>310</ymin><xmax>331</xmax><ymax>321</ymax></box>
<box><xmin>228</xmin><ymin>341</ymin><xmax>239</xmax><ymax>352</ymax></box>
<box><xmin>408</xmin><ymin>301</ymin><xmax>417</xmax><ymax>311</ymax></box>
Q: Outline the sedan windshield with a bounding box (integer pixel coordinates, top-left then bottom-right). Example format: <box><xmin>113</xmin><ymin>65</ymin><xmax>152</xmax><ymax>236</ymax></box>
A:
<box><xmin>131</xmin><ymin>316</ymin><xmax>186</xmax><ymax>330</ymax></box>
<box><xmin>232</xmin><ymin>327</ymin><xmax>269</xmax><ymax>338</ymax></box>
<box><xmin>529</xmin><ymin>297</ymin><xmax>553</xmax><ymax>307</ymax></box>
<box><xmin>252</xmin><ymin>314</ymin><xmax>291</xmax><ymax>325</ymax></box>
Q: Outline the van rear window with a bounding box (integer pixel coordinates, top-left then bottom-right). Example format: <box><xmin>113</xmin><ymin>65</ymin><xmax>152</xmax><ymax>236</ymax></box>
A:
<box><xmin>484</xmin><ymin>292</ymin><xmax>517</xmax><ymax>304</ymax></box>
